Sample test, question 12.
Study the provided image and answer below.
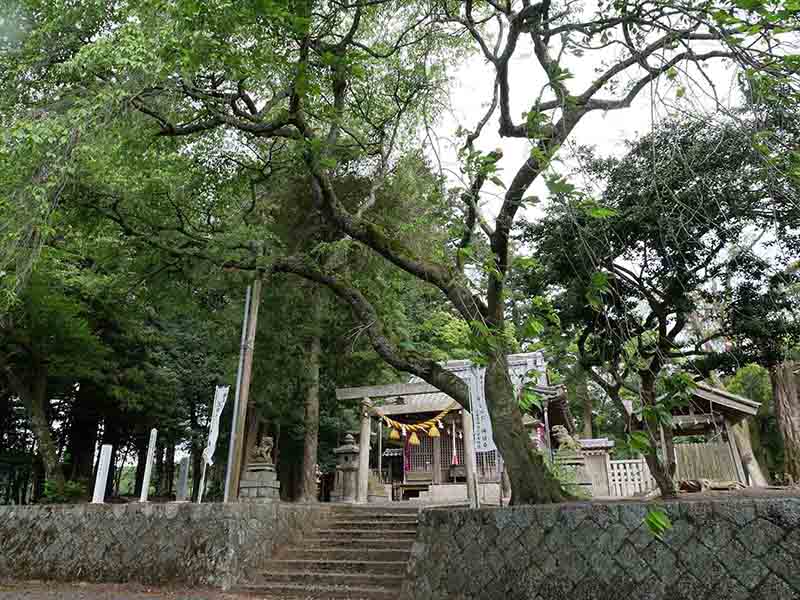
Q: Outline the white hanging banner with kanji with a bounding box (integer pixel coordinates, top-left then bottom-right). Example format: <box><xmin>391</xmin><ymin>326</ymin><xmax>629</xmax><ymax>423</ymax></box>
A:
<box><xmin>467</xmin><ymin>365</ymin><xmax>497</xmax><ymax>453</ymax></box>
<box><xmin>202</xmin><ymin>385</ymin><xmax>230</xmax><ymax>466</ymax></box>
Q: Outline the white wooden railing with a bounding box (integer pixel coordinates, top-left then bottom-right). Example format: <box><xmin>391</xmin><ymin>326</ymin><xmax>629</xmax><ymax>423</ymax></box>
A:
<box><xmin>608</xmin><ymin>457</ymin><xmax>658</xmax><ymax>497</ymax></box>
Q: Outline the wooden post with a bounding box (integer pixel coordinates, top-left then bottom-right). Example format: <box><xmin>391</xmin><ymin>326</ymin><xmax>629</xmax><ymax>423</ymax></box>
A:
<box><xmin>229</xmin><ymin>279</ymin><xmax>262</xmax><ymax>501</ymax></box>
<box><xmin>462</xmin><ymin>409</ymin><xmax>478</xmax><ymax>507</ymax></box>
<box><xmin>724</xmin><ymin>419</ymin><xmax>747</xmax><ymax>485</ymax></box>
<box><xmin>432</xmin><ymin>435</ymin><xmax>442</xmax><ymax>485</ymax></box>
<box><xmin>378</xmin><ymin>419</ymin><xmax>383</xmax><ymax>483</ymax></box>
<box><xmin>357</xmin><ymin>398</ymin><xmax>372</xmax><ymax>503</ymax></box>
<box><xmin>224</xmin><ymin>285</ymin><xmax>252</xmax><ymax>502</ymax></box>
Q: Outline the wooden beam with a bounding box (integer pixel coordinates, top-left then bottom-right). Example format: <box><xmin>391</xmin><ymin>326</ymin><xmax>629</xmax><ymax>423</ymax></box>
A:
<box><xmin>336</xmin><ymin>381</ymin><xmax>440</xmax><ymax>400</ymax></box>
<box><xmin>724</xmin><ymin>418</ymin><xmax>747</xmax><ymax>485</ymax></box>
<box><xmin>672</xmin><ymin>414</ymin><xmax>722</xmax><ymax>429</ymax></box>
<box><xmin>692</xmin><ymin>387</ymin><xmax>759</xmax><ymax>417</ymax></box>
<box><xmin>229</xmin><ymin>278</ymin><xmax>262</xmax><ymax>501</ymax></box>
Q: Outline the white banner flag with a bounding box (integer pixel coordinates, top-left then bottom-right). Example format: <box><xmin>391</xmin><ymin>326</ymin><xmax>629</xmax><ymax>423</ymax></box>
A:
<box><xmin>202</xmin><ymin>385</ymin><xmax>230</xmax><ymax>466</ymax></box>
<box><xmin>468</xmin><ymin>367</ymin><xmax>497</xmax><ymax>453</ymax></box>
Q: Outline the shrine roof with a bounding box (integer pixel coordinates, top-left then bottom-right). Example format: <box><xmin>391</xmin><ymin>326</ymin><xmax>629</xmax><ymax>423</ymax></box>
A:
<box><xmin>373</xmin><ymin>392</ymin><xmax>455</xmax><ymax>416</ymax></box>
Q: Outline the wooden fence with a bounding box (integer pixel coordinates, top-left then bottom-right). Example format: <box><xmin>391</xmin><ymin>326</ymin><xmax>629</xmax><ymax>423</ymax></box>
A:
<box><xmin>675</xmin><ymin>442</ymin><xmax>737</xmax><ymax>482</ymax></box>
<box><xmin>608</xmin><ymin>458</ymin><xmax>657</xmax><ymax>497</ymax></box>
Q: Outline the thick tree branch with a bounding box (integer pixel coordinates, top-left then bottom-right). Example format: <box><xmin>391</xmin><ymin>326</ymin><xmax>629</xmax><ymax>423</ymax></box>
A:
<box><xmin>271</xmin><ymin>257</ymin><xmax>471</xmax><ymax>407</ymax></box>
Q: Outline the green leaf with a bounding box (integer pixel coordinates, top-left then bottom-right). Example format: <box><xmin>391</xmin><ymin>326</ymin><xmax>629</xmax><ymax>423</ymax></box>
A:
<box><xmin>490</xmin><ymin>176</ymin><xmax>506</xmax><ymax>188</ymax></box>
<box><xmin>628</xmin><ymin>431</ymin><xmax>652</xmax><ymax>454</ymax></box>
<box><xmin>644</xmin><ymin>508</ymin><xmax>672</xmax><ymax>540</ymax></box>
<box><xmin>545</xmin><ymin>176</ymin><xmax>575</xmax><ymax>195</ymax></box>
<box><xmin>587</xmin><ymin>205</ymin><xmax>617</xmax><ymax>218</ymax></box>
<box><xmin>519</xmin><ymin>389</ymin><xmax>544</xmax><ymax>413</ymax></box>
<box><xmin>522</xmin><ymin>316</ymin><xmax>545</xmax><ymax>338</ymax></box>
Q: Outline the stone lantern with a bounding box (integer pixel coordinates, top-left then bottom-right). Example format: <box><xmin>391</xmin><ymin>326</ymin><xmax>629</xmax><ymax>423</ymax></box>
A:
<box><xmin>331</xmin><ymin>433</ymin><xmax>360</xmax><ymax>503</ymax></box>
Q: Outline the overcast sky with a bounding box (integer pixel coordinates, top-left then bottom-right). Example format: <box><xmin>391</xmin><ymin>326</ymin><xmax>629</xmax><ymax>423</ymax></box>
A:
<box><xmin>428</xmin><ymin>28</ymin><xmax>745</xmax><ymax>223</ymax></box>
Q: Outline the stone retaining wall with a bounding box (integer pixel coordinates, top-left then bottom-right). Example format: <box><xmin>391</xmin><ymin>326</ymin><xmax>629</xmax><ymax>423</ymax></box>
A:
<box><xmin>0</xmin><ymin>501</ymin><xmax>330</xmax><ymax>589</ymax></box>
<box><xmin>402</xmin><ymin>497</ymin><xmax>800</xmax><ymax>600</ymax></box>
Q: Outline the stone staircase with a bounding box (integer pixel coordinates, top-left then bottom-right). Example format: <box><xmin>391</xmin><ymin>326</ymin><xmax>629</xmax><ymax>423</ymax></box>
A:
<box><xmin>234</xmin><ymin>504</ymin><xmax>419</xmax><ymax>599</ymax></box>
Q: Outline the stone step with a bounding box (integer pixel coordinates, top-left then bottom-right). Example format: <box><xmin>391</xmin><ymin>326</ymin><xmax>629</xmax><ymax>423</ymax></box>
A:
<box><xmin>282</xmin><ymin>547</ymin><xmax>412</xmax><ymax>562</ymax></box>
<box><xmin>298</xmin><ymin>537</ymin><xmax>414</xmax><ymax>549</ymax></box>
<box><xmin>255</xmin><ymin>570</ymin><xmax>405</xmax><ymax>587</ymax></box>
<box><xmin>330</xmin><ymin>503</ymin><xmax>418</xmax><ymax>510</ymax></box>
<box><xmin>233</xmin><ymin>582</ymin><xmax>398</xmax><ymax>599</ymax></box>
<box><xmin>314</xmin><ymin>528</ymin><xmax>417</xmax><ymax>539</ymax></box>
<box><xmin>327</xmin><ymin>519</ymin><xmax>418</xmax><ymax>530</ymax></box>
<box><xmin>264</xmin><ymin>558</ymin><xmax>407</xmax><ymax>574</ymax></box>
<box><xmin>328</xmin><ymin>512</ymin><xmax>417</xmax><ymax>520</ymax></box>
<box><xmin>330</xmin><ymin>508</ymin><xmax>419</xmax><ymax>517</ymax></box>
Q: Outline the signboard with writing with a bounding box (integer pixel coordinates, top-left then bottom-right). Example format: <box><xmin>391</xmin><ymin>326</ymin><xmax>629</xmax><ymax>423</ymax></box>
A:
<box><xmin>467</xmin><ymin>366</ymin><xmax>497</xmax><ymax>453</ymax></box>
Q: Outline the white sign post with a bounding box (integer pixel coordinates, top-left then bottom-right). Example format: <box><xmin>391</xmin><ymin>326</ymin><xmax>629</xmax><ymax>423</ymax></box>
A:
<box><xmin>198</xmin><ymin>385</ymin><xmax>230</xmax><ymax>503</ymax></box>
<box><xmin>139</xmin><ymin>428</ymin><xmax>158</xmax><ymax>503</ymax></box>
<box><xmin>92</xmin><ymin>444</ymin><xmax>113</xmax><ymax>504</ymax></box>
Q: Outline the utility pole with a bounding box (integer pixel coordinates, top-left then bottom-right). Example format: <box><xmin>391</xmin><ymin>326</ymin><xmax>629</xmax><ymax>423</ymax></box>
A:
<box><xmin>223</xmin><ymin>286</ymin><xmax>251</xmax><ymax>502</ymax></box>
<box><xmin>226</xmin><ymin>278</ymin><xmax>262</xmax><ymax>501</ymax></box>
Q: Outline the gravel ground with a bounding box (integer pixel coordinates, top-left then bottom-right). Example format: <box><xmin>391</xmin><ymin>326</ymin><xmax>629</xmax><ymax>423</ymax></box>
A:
<box><xmin>0</xmin><ymin>581</ymin><xmax>255</xmax><ymax>600</ymax></box>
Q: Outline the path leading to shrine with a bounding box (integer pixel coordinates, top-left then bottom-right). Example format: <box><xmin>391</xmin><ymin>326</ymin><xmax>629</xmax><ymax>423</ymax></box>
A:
<box><xmin>232</xmin><ymin>504</ymin><xmax>419</xmax><ymax>599</ymax></box>
<box><xmin>0</xmin><ymin>581</ymin><xmax>250</xmax><ymax>599</ymax></box>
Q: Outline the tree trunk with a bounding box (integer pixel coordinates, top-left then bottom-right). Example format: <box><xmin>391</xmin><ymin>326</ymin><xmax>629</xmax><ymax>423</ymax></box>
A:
<box><xmin>733</xmin><ymin>419</ymin><xmax>769</xmax><ymax>486</ymax></box>
<box><xmin>769</xmin><ymin>360</ymin><xmax>800</xmax><ymax>483</ymax></box>
<box><xmin>154</xmin><ymin>437</ymin><xmax>165</xmax><ymax>496</ymax></box>
<box><xmin>10</xmin><ymin>366</ymin><xmax>65</xmax><ymax>496</ymax></box>
<box><xmin>189</xmin><ymin>399</ymin><xmax>203</xmax><ymax>502</ymax></box>
<box><xmin>101</xmin><ymin>412</ymin><xmax>123</xmax><ymax>499</ymax></box>
<box><xmin>241</xmin><ymin>406</ymin><xmax>260</xmax><ymax>475</ymax></box>
<box><xmin>66</xmin><ymin>382</ymin><xmax>100</xmax><ymax>484</ymax></box>
<box><xmin>300</xmin><ymin>287</ymin><xmax>322</xmax><ymax>502</ymax></box>
<box><xmin>164</xmin><ymin>439</ymin><xmax>176</xmax><ymax>497</ymax></box>
<box><xmin>577</xmin><ymin>375</ymin><xmax>592</xmax><ymax>439</ymax></box>
<box><xmin>639</xmin><ymin>370</ymin><xmax>678</xmax><ymax>498</ymax></box>
<box><xmin>484</xmin><ymin>353</ymin><xmax>564</xmax><ymax>504</ymax></box>
<box><xmin>133</xmin><ymin>431</ymin><xmax>148</xmax><ymax>497</ymax></box>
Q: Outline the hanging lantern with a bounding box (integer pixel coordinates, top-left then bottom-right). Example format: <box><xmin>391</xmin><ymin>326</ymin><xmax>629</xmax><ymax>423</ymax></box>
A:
<box><xmin>402</xmin><ymin>426</ymin><xmax>407</xmax><ymax>437</ymax></box>
<box><xmin>409</xmin><ymin>431</ymin><xmax>421</xmax><ymax>446</ymax></box>
<box><xmin>389</xmin><ymin>427</ymin><xmax>400</xmax><ymax>441</ymax></box>
<box><xmin>438</xmin><ymin>420</ymin><xmax>444</xmax><ymax>430</ymax></box>
<box><xmin>428</xmin><ymin>423</ymin><xmax>440</xmax><ymax>437</ymax></box>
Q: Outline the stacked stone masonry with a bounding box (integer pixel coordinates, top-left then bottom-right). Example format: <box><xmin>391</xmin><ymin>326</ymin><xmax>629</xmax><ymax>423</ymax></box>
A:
<box><xmin>402</xmin><ymin>497</ymin><xmax>800</xmax><ymax>600</ymax></box>
<box><xmin>0</xmin><ymin>502</ymin><xmax>331</xmax><ymax>589</ymax></box>
<box><xmin>239</xmin><ymin>466</ymin><xmax>280</xmax><ymax>501</ymax></box>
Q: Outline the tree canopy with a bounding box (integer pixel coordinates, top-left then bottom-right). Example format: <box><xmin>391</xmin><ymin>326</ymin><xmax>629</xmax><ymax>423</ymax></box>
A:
<box><xmin>2</xmin><ymin>0</ymin><xmax>799</xmax><ymax>503</ymax></box>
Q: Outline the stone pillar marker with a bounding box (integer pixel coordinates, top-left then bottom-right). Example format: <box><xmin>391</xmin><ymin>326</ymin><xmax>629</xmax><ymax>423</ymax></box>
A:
<box><xmin>356</xmin><ymin>398</ymin><xmax>372</xmax><ymax>504</ymax></box>
<box><xmin>461</xmin><ymin>409</ymin><xmax>478</xmax><ymax>507</ymax></box>
<box><xmin>176</xmin><ymin>456</ymin><xmax>190</xmax><ymax>502</ymax></box>
<box><xmin>139</xmin><ymin>428</ymin><xmax>158</xmax><ymax>503</ymax></box>
<box><xmin>92</xmin><ymin>444</ymin><xmax>113</xmax><ymax>504</ymax></box>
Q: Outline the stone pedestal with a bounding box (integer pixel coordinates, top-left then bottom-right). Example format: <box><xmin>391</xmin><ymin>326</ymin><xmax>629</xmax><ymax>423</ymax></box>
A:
<box><xmin>238</xmin><ymin>463</ymin><xmax>279</xmax><ymax>502</ymax></box>
<box><xmin>331</xmin><ymin>434</ymin><xmax>359</xmax><ymax>503</ymax></box>
<box><xmin>367</xmin><ymin>473</ymin><xmax>389</xmax><ymax>503</ymax></box>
